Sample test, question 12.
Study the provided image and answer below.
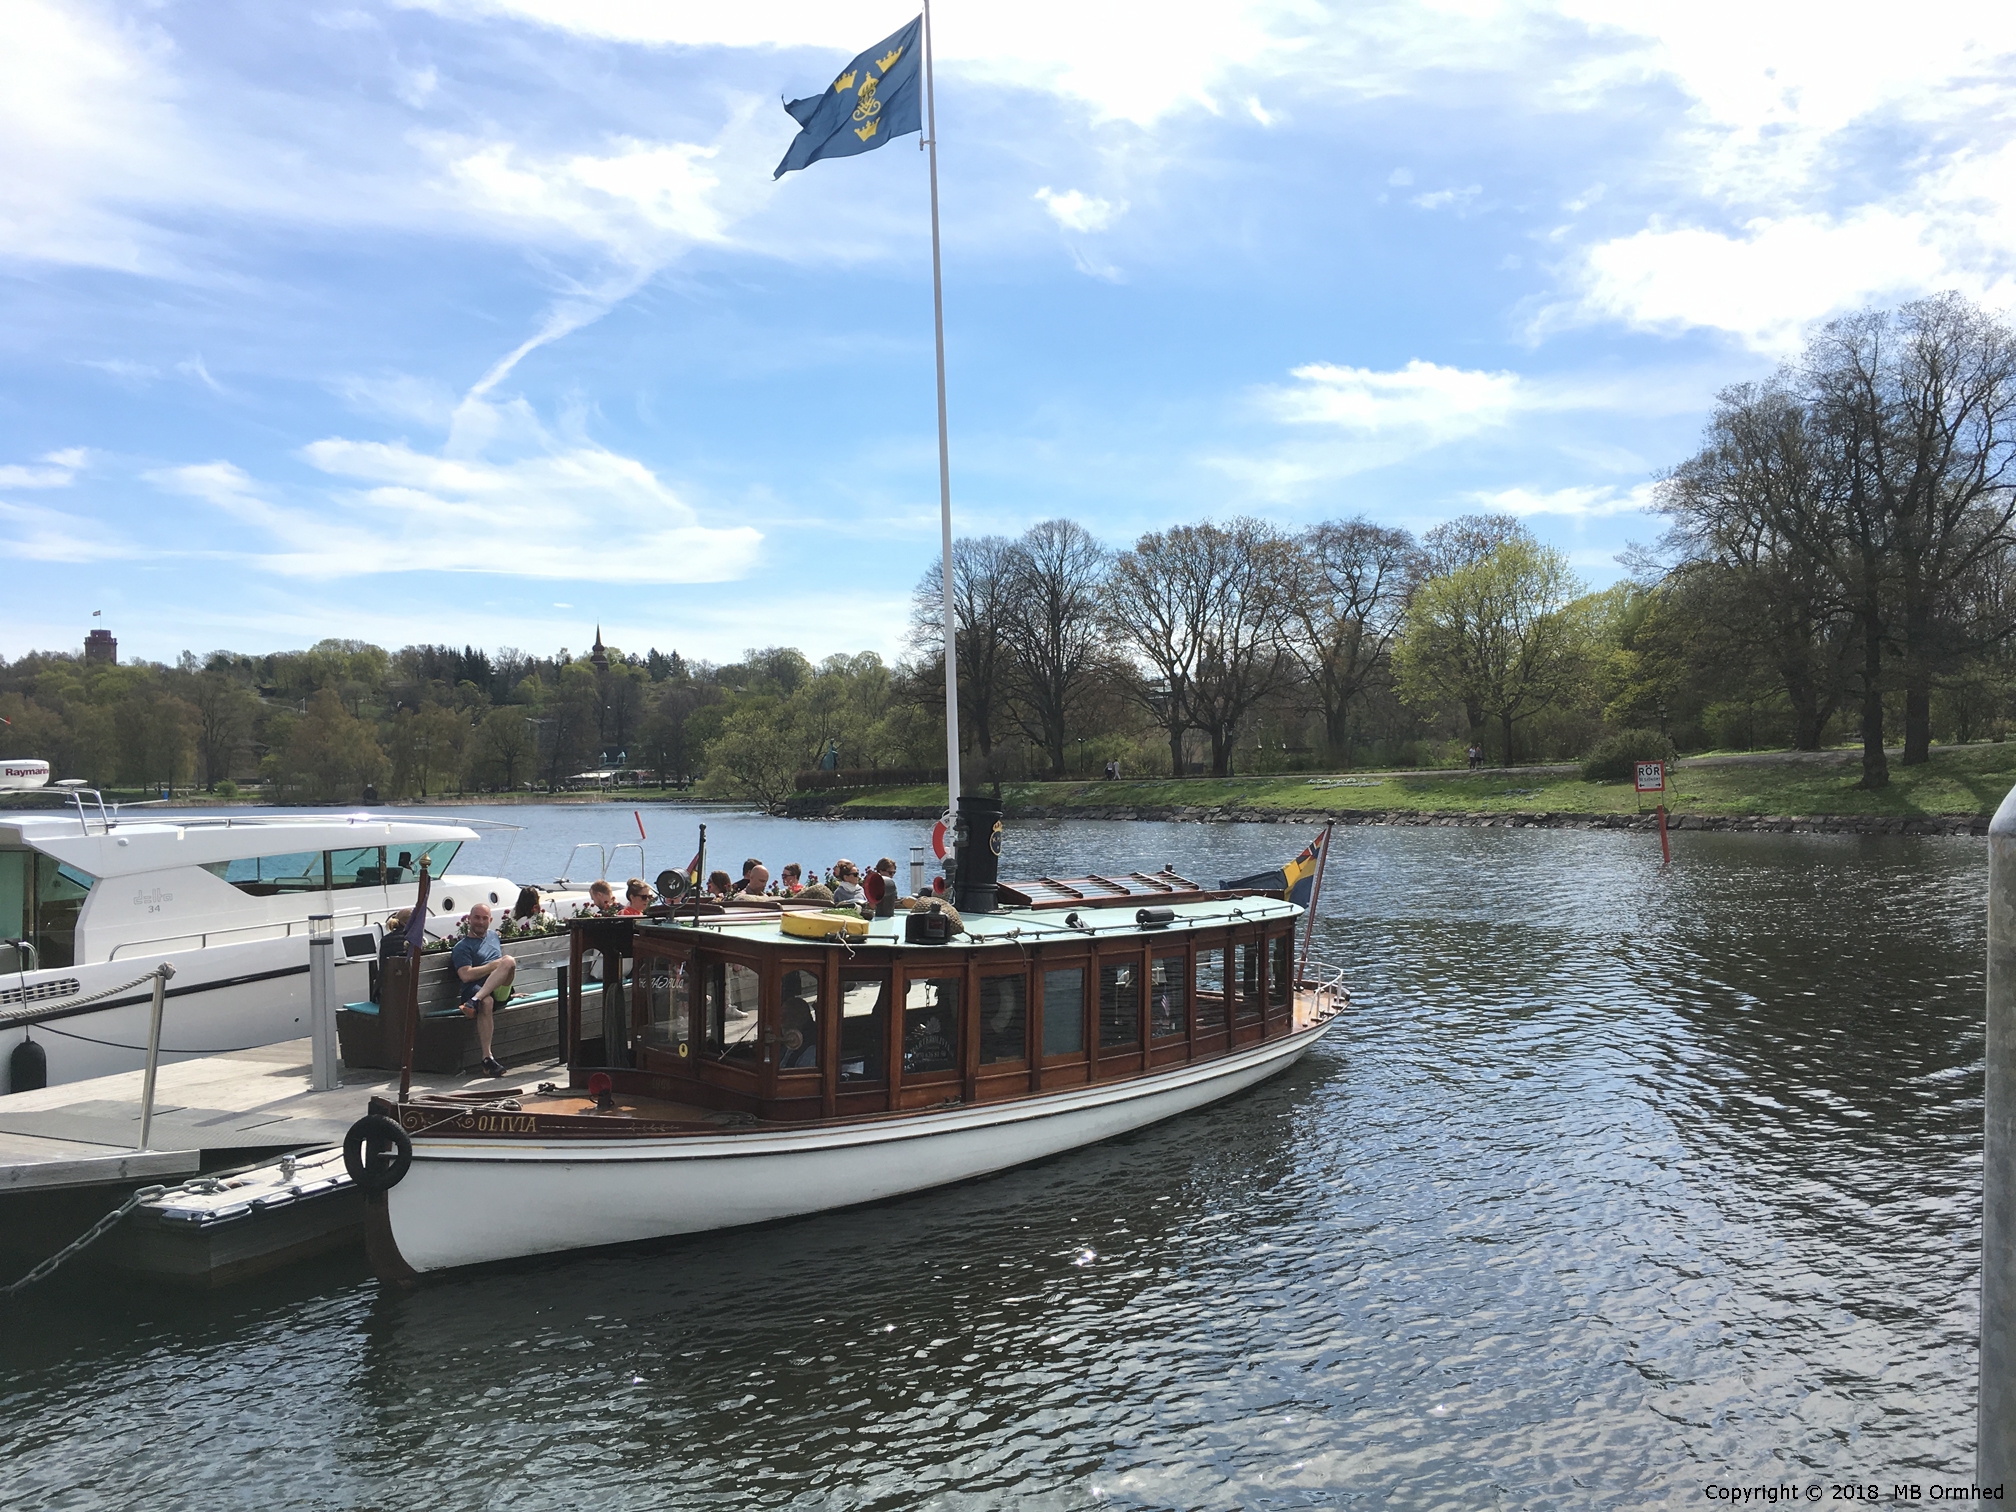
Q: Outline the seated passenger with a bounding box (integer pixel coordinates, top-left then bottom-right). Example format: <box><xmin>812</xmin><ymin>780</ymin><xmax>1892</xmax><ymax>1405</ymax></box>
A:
<box><xmin>452</xmin><ymin>903</ymin><xmax>515</xmax><ymax>1079</ymax></box>
<box><xmin>779</xmin><ymin>997</ymin><xmax>819</xmax><ymax>1070</ymax></box>
<box><xmin>586</xmin><ymin>879</ymin><xmax>617</xmax><ymax>916</ymax></box>
<box><xmin>829</xmin><ymin>860</ymin><xmax>863</xmax><ymax>904</ymax></box>
<box><xmin>779</xmin><ymin>863</ymin><xmax>805</xmax><ymax>895</ymax></box>
<box><xmin>621</xmin><ymin>877</ymin><xmax>654</xmax><ymax>915</ymax></box>
<box><xmin>706</xmin><ymin>870</ymin><xmax>734</xmax><ymax>900</ymax></box>
<box><xmin>738</xmin><ymin>862</ymin><xmax>771</xmax><ymax>896</ymax></box>
<box><xmin>380</xmin><ymin>909</ymin><xmax>413</xmax><ymax>962</ymax></box>
<box><xmin>511</xmin><ymin>885</ymin><xmax>542</xmax><ymax>921</ymax></box>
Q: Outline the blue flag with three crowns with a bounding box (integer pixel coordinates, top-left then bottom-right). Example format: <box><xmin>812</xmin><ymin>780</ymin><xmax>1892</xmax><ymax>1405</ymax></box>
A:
<box><xmin>774</xmin><ymin>17</ymin><xmax>923</xmax><ymax>178</ymax></box>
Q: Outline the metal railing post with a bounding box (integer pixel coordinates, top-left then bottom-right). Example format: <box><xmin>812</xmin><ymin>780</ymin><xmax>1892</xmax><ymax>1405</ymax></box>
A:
<box><xmin>555</xmin><ymin>962</ymin><xmax>571</xmax><ymax>1067</ymax></box>
<box><xmin>307</xmin><ymin>914</ymin><xmax>338</xmax><ymax>1092</ymax></box>
<box><xmin>1984</xmin><ymin>784</ymin><xmax>2016</xmax><ymax>1483</ymax></box>
<box><xmin>138</xmin><ymin>963</ymin><xmax>173</xmax><ymax>1150</ymax></box>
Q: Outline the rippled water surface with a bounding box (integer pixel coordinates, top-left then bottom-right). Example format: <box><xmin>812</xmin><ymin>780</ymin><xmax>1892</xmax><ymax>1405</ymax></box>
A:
<box><xmin>0</xmin><ymin>814</ymin><xmax>1988</xmax><ymax>1508</ymax></box>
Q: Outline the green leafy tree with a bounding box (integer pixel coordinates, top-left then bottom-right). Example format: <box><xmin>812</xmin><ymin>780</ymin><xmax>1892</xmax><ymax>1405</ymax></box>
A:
<box><xmin>277</xmin><ymin>688</ymin><xmax>388</xmax><ymax>802</ymax></box>
<box><xmin>701</xmin><ymin>702</ymin><xmax>804</xmax><ymax>813</ymax></box>
<box><xmin>467</xmin><ymin>706</ymin><xmax>538</xmax><ymax>791</ymax></box>
<box><xmin>115</xmin><ymin>683</ymin><xmax>198</xmax><ymax>793</ymax></box>
<box><xmin>188</xmin><ymin>670</ymin><xmax>260</xmax><ymax>789</ymax></box>
<box><xmin>1395</xmin><ymin>526</ymin><xmax>1590</xmax><ymax>764</ymax></box>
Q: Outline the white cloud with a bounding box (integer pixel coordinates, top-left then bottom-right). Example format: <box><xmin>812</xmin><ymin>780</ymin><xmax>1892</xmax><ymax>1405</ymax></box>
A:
<box><xmin>1562</xmin><ymin>130</ymin><xmax>2016</xmax><ymax>349</ymax></box>
<box><xmin>1265</xmin><ymin>360</ymin><xmax>1526</xmax><ymax>439</ymax></box>
<box><xmin>1221</xmin><ymin>357</ymin><xmax>1700</xmax><ymax>497</ymax></box>
<box><xmin>1034</xmin><ymin>186</ymin><xmax>1125</xmax><ymax>235</ymax></box>
<box><xmin>147</xmin><ymin>438</ymin><xmax>763</xmax><ymax>584</ymax></box>
<box><xmin>438</xmin><ymin>136</ymin><xmax>732</xmax><ymax>258</ymax></box>
<box><xmin>1387</xmin><ymin>168</ymin><xmax>1414</xmax><ymax>186</ymax></box>
<box><xmin>1465</xmin><ymin>482</ymin><xmax>1657</xmax><ymax>518</ymax></box>
<box><xmin>152</xmin><ymin>461</ymin><xmax>317</xmax><ymax>543</ymax></box>
<box><xmin>0</xmin><ymin>499</ymin><xmax>140</xmax><ymax>562</ymax></box>
<box><xmin>396</xmin><ymin>64</ymin><xmax>440</xmax><ymax>109</ymax></box>
<box><xmin>0</xmin><ymin>448</ymin><xmax>88</xmax><ymax>488</ymax></box>
<box><xmin>297</xmin><ymin>437</ymin><xmax>763</xmax><ymax>583</ymax></box>
<box><xmin>77</xmin><ymin>358</ymin><xmax>158</xmax><ymax>383</ymax></box>
<box><xmin>1412</xmin><ymin>185</ymin><xmax>1481</xmax><ymax>212</ymax></box>
<box><xmin>334</xmin><ymin>372</ymin><xmax>461</xmax><ymax>428</ymax></box>
<box><xmin>405</xmin><ymin>0</ymin><xmax>1304</xmax><ymax>125</ymax></box>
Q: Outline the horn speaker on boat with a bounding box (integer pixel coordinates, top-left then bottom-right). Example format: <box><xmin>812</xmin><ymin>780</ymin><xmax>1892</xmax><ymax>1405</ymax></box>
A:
<box><xmin>952</xmin><ymin>794</ymin><xmax>1004</xmax><ymax>914</ymax></box>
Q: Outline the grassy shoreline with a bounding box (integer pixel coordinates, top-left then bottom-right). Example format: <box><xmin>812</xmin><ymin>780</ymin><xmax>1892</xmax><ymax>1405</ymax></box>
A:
<box><xmin>831</xmin><ymin>744</ymin><xmax>2016</xmax><ymax>823</ymax></box>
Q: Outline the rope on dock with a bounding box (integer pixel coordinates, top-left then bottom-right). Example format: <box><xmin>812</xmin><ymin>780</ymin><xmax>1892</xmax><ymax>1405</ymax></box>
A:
<box><xmin>0</xmin><ymin>967</ymin><xmax>167</xmax><ymax>1033</ymax></box>
<box><xmin>30</xmin><ymin>1022</ymin><xmax>273</xmax><ymax>1055</ymax></box>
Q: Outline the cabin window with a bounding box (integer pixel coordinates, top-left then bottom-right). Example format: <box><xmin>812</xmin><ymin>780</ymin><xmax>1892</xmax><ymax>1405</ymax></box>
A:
<box><xmin>978</xmin><ymin>973</ymin><xmax>1027</xmax><ymax>1065</ymax></box>
<box><xmin>838</xmin><ymin>975</ymin><xmax>887</xmax><ymax>1082</ymax></box>
<box><xmin>0</xmin><ymin>851</ymin><xmax>95</xmax><ymax>971</ymax></box>
<box><xmin>1234</xmin><ymin>942</ymin><xmax>1261</xmax><ymax>1022</ymax></box>
<box><xmin>328</xmin><ymin>847</ymin><xmax>384</xmax><ymax>890</ymax></box>
<box><xmin>1269</xmin><ymin>934</ymin><xmax>1293</xmax><ymax>1012</ymax></box>
<box><xmin>202</xmin><ymin>850</ymin><xmax>323</xmax><ymax>895</ymax></box>
<box><xmin>1098</xmin><ymin>962</ymin><xmax>1139</xmax><ymax>1048</ymax></box>
<box><xmin>778</xmin><ymin>967</ymin><xmax>821</xmax><ymax>1073</ymax></box>
<box><xmin>702</xmin><ymin>959</ymin><xmax>761</xmax><ymax>1063</ymax></box>
<box><xmin>903</xmin><ymin>976</ymin><xmax>961</xmax><ymax>1076</ymax></box>
<box><xmin>1150</xmin><ymin>955</ymin><xmax>1187</xmax><ymax>1038</ymax></box>
<box><xmin>366</xmin><ymin>841</ymin><xmax>462</xmax><ymax>885</ymax></box>
<box><xmin>1194</xmin><ymin>947</ymin><xmax>1227</xmax><ymax>1031</ymax></box>
<box><xmin>1041</xmin><ymin>967</ymin><xmax>1085</xmax><ymax>1057</ymax></box>
<box><xmin>637</xmin><ymin>956</ymin><xmax>691</xmax><ymax>1054</ymax></box>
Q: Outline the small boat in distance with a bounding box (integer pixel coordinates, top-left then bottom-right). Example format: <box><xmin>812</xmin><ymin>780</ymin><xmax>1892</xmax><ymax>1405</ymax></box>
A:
<box><xmin>351</xmin><ymin>805</ymin><xmax>1347</xmax><ymax>1280</ymax></box>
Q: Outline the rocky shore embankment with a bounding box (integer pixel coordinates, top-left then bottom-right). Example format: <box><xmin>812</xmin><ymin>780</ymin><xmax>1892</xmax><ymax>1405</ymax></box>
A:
<box><xmin>794</xmin><ymin>798</ymin><xmax>1988</xmax><ymax>836</ymax></box>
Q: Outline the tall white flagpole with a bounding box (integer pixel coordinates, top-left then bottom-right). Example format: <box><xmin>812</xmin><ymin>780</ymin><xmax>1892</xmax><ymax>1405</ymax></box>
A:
<box><xmin>922</xmin><ymin>0</ymin><xmax>962</xmax><ymax>827</ymax></box>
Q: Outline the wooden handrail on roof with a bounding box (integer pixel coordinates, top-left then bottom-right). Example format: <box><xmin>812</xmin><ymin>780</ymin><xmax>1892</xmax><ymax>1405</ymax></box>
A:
<box><xmin>994</xmin><ymin>870</ymin><xmax>1226</xmax><ymax>909</ymax></box>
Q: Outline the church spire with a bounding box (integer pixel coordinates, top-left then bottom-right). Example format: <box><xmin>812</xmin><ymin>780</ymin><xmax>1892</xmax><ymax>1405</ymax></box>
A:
<box><xmin>591</xmin><ymin>626</ymin><xmax>609</xmax><ymax>673</ymax></box>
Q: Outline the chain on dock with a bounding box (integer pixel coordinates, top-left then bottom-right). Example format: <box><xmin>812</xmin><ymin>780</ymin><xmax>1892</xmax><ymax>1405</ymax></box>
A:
<box><xmin>0</xmin><ymin>1181</ymin><xmax>171</xmax><ymax>1298</ymax></box>
<box><xmin>1</xmin><ymin>1092</ymin><xmax>533</xmax><ymax>1298</ymax></box>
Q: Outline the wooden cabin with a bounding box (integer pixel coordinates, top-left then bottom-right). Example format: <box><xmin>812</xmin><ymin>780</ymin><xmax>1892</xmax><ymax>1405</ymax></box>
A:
<box><xmin>558</xmin><ymin>874</ymin><xmax>1308</xmax><ymax>1124</ymax></box>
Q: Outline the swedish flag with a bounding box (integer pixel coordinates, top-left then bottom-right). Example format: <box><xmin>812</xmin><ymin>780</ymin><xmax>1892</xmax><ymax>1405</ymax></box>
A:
<box><xmin>774</xmin><ymin>18</ymin><xmax>924</xmax><ymax>178</ymax></box>
<box><xmin>1221</xmin><ymin>830</ymin><xmax>1329</xmax><ymax>907</ymax></box>
<box><xmin>1283</xmin><ymin>831</ymin><xmax>1326</xmax><ymax>908</ymax></box>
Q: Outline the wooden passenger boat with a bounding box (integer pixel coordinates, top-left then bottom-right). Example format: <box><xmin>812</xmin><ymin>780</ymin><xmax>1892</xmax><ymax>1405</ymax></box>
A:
<box><xmin>351</xmin><ymin>860</ymin><xmax>1348</xmax><ymax>1280</ymax></box>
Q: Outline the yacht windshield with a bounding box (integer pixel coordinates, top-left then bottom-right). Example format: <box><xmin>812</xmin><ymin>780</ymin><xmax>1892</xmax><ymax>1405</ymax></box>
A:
<box><xmin>0</xmin><ymin>849</ymin><xmax>97</xmax><ymax>970</ymax></box>
<box><xmin>201</xmin><ymin>841</ymin><xmax>464</xmax><ymax>896</ymax></box>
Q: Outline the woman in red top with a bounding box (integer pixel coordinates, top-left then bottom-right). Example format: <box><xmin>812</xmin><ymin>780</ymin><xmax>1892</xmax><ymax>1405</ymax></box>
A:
<box><xmin>621</xmin><ymin>877</ymin><xmax>653</xmax><ymax>915</ymax></box>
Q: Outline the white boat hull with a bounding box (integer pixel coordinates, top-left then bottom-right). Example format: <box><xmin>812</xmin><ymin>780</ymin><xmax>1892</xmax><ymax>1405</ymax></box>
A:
<box><xmin>377</xmin><ymin>1020</ymin><xmax>1338</xmax><ymax>1276</ymax></box>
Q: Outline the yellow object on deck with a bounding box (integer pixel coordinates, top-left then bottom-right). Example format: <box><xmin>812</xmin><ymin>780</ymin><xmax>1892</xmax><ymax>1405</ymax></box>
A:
<box><xmin>779</xmin><ymin>909</ymin><xmax>871</xmax><ymax>940</ymax></box>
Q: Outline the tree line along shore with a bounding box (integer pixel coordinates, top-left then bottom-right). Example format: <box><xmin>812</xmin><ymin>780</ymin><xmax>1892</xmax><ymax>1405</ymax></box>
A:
<box><xmin>1</xmin><ymin>293</ymin><xmax>2010</xmax><ymax>815</ymax></box>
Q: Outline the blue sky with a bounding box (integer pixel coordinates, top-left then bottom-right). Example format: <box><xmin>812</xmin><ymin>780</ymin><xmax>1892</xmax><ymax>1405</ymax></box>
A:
<box><xmin>4</xmin><ymin>0</ymin><xmax>2014</xmax><ymax>668</ymax></box>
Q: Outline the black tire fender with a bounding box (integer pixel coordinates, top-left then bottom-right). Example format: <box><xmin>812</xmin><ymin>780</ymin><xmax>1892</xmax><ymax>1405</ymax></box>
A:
<box><xmin>343</xmin><ymin>1114</ymin><xmax>413</xmax><ymax>1192</ymax></box>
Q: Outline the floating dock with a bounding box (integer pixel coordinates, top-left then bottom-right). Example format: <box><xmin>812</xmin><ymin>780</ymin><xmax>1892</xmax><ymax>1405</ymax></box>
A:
<box><xmin>0</xmin><ymin>1040</ymin><xmax>561</xmax><ymax>1285</ymax></box>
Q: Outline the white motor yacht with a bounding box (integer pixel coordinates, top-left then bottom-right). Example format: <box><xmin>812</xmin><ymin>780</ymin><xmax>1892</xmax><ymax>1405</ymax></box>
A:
<box><xmin>0</xmin><ymin>794</ymin><xmax>549</xmax><ymax>1093</ymax></box>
